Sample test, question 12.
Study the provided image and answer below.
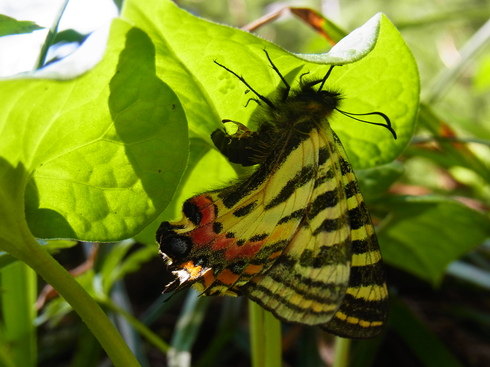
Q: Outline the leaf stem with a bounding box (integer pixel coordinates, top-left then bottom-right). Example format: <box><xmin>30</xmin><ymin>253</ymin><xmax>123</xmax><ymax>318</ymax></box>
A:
<box><xmin>18</xmin><ymin>233</ymin><xmax>141</xmax><ymax>367</ymax></box>
<box><xmin>248</xmin><ymin>300</ymin><xmax>281</xmax><ymax>367</ymax></box>
<box><xmin>333</xmin><ymin>337</ymin><xmax>351</xmax><ymax>367</ymax></box>
<box><xmin>0</xmin><ymin>262</ymin><xmax>37</xmax><ymax>367</ymax></box>
<box><xmin>35</xmin><ymin>0</ymin><xmax>69</xmax><ymax>69</ymax></box>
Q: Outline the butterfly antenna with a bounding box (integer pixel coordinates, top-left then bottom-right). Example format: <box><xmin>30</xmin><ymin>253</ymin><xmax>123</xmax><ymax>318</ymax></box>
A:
<box><xmin>336</xmin><ymin>109</ymin><xmax>397</xmax><ymax>140</ymax></box>
<box><xmin>214</xmin><ymin>59</ymin><xmax>275</xmax><ymax>109</ymax></box>
<box><xmin>304</xmin><ymin>65</ymin><xmax>335</xmax><ymax>90</ymax></box>
<box><xmin>262</xmin><ymin>49</ymin><xmax>291</xmax><ymax>101</ymax></box>
<box><xmin>317</xmin><ymin>65</ymin><xmax>335</xmax><ymax>91</ymax></box>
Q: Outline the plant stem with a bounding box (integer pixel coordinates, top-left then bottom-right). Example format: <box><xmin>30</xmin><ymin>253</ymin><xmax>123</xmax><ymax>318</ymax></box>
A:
<box><xmin>20</xmin><ymin>234</ymin><xmax>141</xmax><ymax>367</ymax></box>
<box><xmin>333</xmin><ymin>337</ymin><xmax>350</xmax><ymax>367</ymax></box>
<box><xmin>248</xmin><ymin>300</ymin><xmax>281</xmax><ymax>367</ymax></box>
<box><xmin>35</xmin><ymin>0</ymin><xmax>69</xmax><ymax>69</ymax></box>
<box><xmin>0</xmin><ymin>262</ymin><xmax>37</xmax><ymax>367</ymax></box>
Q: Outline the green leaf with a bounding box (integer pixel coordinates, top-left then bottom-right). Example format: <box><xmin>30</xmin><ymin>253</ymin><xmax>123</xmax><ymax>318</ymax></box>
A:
<box><xmin>52</xmin><ymin>29</ymin><xmax>87</xmax><ymax>44</ymax></box>
<box><xmin>43</xmin><ymin>240</ymin><xmax>78</xmax><ymax>250</ymax></box>
<box><xmin>379</xmin><ymin>195</ymin><xmax>490</xmax><ymax>285</ymax></box>
<box><xmin>356</xmin><ymin>161</ymin><xmax>404</xmax><ymax>200</ymax></box>
<box><xmin>0</xmin><ymin>20</ymin><xmax>187</xmax><ymax>242</ymax></box>
<box><xmin>135</xmin><ymin>137</ymin><xmax>237</xmax><ymax>244</ymax></box>
<box><xmin>124</xmin><ymin>1</ymin><xmax>419</xmax><ymax>170</ymax></box>
<box><xmin>0</xmin><ymin>1</ymin><xmax>418</xmax><ymax>245</ymax></box>
<box><xmin>0</xmin><ymin>14</ymin><xmax>43</xmax><ymax>37</ymax></box>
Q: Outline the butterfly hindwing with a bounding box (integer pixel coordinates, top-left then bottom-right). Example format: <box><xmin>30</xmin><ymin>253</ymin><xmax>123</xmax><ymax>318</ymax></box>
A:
<box><xmin>318</xmin><ymin>132</ymin><xmax>388</xmax><ymax>338</ymax></box>
<box><xmin>242</xmin><ymin>126</ymin><xmax>352</xmax><ymax>326</ymax></box>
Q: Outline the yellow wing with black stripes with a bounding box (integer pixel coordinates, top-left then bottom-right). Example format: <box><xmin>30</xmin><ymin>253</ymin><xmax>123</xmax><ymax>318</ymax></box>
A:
<box><xmin>240</xmin><ymin>125</ymin><xmax>388</xmax><ymax>338</ymax></box>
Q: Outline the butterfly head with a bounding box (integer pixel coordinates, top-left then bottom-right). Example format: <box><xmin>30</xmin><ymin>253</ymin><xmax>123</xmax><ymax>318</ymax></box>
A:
<box><xmin>292</xmin><ymin>83</ymin><xmax>342</xmax><ymax>116</ymax></box>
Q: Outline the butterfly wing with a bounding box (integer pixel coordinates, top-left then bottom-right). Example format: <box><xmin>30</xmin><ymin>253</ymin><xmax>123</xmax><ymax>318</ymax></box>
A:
<box><xmin>319</xmin><ymin>132</ymin><xmax>388</xmax><ymax>338</ymax></box>
<box><xmin>157</xmin><ymin>52</ymin><xmax>389</xmax><ymax>337</ymax></box>
<box><xmin>242</xmin><ymin>125</ymin><xmax>388</xmax><ymax>337</ymax></box>
<box><xmin>242</xmin><ymin>124</ymin><xmax>352</xmax><ymax>326</ymax></box>
<box><xmin>157</xmin><ymin>121</ymin><xmax>387</xmax><ymax>337</ymax></box>
<box><xmin>157</xmin><ymin>127</ymin><xmax>314</xmax><ymax>297</ymax></box>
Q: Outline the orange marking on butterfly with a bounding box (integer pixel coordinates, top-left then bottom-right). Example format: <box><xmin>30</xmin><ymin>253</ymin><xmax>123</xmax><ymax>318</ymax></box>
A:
<box><xmin>217</xmin><ymin>269</ymin><xmax>240</xmax><ymax>285</ymax></box>
<box><xmin>243</xmin><ymin>264</ymin><xmax>263</xmax><ymax>275</ymax></box>
<box><xmin>223</xmin><ymin>238</ymin><xmax>266</xmax><ymax>262</ymax></box>
<box><xmin>211</xmin><ymin>235</ymin><xmax>236</xmax><ymax>251</ymax></box>
<box><xmin>268</xmin><ymin>251</ymin><xmax>281</xmax><ymax>260</ymax></box>
<box><xmin>192</xmin><ymin>223</ymin><xmax>220</xmax><ymax>247</ymax></box>
<box><xmin>182</xmin><ymin>261</ymin><xmax>203</xmax><ymax>278</ymax></box>
<box><xmin>201</xmin><ymin>268</ymin><xmax>215</xmax><ymax>288</ymax></box>
<box><xmin>269</xmin><ymin>222</ymin><xmax>296</xmax><ymax>242</ymax></box>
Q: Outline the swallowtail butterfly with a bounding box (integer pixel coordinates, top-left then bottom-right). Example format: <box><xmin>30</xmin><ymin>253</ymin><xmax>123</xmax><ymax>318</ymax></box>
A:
<box><xmin>157</xmin><ymin>50</ymin><xmax>395</xmax><ymax>338</ymax></box>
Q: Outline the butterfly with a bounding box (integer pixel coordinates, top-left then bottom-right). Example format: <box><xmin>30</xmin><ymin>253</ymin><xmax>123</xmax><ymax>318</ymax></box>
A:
<box><xmin>156</xmin><ymin>50</ymin><xmax>395</xmax><ymax>338</ymax></box>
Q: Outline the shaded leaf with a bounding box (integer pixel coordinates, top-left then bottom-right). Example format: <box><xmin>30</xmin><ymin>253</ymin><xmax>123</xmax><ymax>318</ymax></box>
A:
<box><xmin>379</xmin><ymin>195</ymin><xmax>490</xmax><ymax>285</ymax></box>
<box><xmin>357</xmin><ymin>161</ymin><xmax>404</xmax><ymax>200</ymax></box>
